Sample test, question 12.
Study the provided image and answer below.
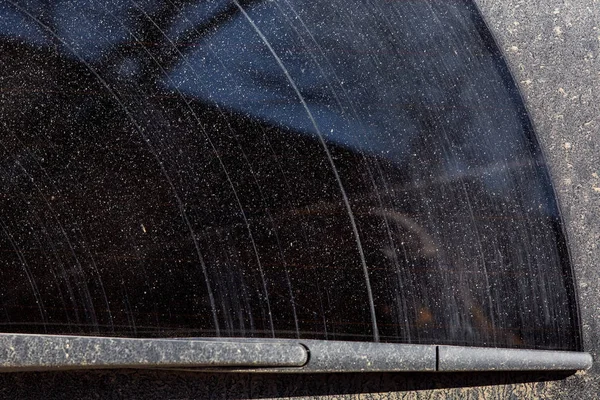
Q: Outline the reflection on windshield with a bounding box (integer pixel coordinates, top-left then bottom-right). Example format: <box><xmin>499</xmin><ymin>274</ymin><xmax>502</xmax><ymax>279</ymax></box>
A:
<box><xmin>0</xmin><ymin>0</ymin><xmax>580</xmax><ymax>350</ymax></box>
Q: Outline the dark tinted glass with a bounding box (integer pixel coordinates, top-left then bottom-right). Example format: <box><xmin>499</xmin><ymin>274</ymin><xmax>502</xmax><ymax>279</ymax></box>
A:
<box><xmin>0</xmin><ymin>0</ymin><xmax>580</xmax><ymax>350</ymax></box>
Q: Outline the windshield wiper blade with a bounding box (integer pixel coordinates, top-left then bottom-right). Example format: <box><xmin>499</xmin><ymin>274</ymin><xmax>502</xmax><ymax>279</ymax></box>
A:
<box><xmin>0</xmin><ymin>334</ymin><xmax>592</xmax><ymax>372</ymax></box>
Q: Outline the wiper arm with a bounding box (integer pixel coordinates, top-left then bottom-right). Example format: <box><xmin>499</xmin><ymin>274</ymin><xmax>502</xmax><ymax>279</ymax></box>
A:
<box><xmin>0</xmin><ymin>334</ymin><xmax>307</xmax><ymax>372</ymax></box>
<box><xmin>0</xmin><ymin>334</ymin><xmax>592</xmax><ymax>372</ymax></box>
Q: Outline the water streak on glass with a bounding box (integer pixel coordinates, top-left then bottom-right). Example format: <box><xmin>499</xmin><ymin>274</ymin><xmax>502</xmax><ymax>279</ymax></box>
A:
<box><xmin>0</xmin><ymin>0</ymin><xmax>580</xmax><ymax>350</ymax></box>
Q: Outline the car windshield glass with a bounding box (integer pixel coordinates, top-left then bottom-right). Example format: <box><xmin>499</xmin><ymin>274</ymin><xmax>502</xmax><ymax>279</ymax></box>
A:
<box><xmin>0</xmin><ymin>0</ymin><xmax>580</xmax><ymax>350</ymax></box>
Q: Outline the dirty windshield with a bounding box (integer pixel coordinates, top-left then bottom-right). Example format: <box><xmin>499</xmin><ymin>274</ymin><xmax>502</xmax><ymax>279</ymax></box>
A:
<box><xmin>0</xmin><ymin>0</ymin><xmax>580</xmax><ymax>350</ymax></box>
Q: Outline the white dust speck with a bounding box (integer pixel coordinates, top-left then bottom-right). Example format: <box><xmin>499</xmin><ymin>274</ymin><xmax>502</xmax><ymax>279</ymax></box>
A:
<box><xmin>554</xmin><ymin>26</ymin><xmax>563</xmax><ymax>36</ymax></box>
